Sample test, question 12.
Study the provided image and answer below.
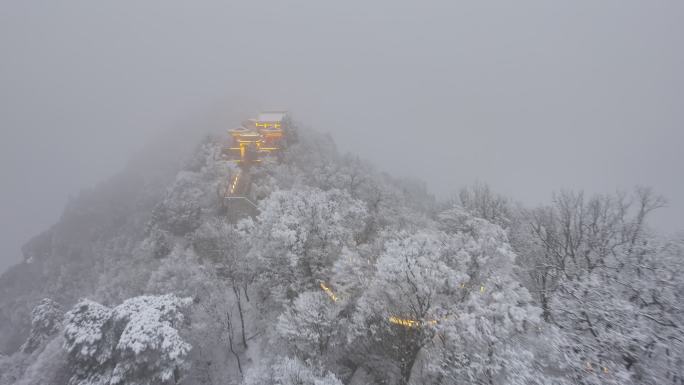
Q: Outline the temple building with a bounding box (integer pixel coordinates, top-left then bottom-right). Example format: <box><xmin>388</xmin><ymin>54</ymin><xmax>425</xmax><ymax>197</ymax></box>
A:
<box><xmin>227</xmin><ymin>111</ymin><xmax>288</xmax><ymax>163</ymax></box>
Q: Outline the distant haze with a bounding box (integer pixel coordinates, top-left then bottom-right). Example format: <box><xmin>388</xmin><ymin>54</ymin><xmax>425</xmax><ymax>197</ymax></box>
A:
<box><xmin>1</xmin><ymin>1</ymin><xmax>683</xmax><ymax>273</ymax></box>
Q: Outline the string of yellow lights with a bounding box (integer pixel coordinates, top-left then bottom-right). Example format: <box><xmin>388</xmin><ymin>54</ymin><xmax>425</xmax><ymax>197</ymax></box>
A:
<box><xmin>228</xmin><ymin>171</ymin><xmax>241</xmax><ymax>195</ymax></box>
<box><xmin>318</xmin><ymin>282</ymin><xmax>481</xmax><ymax>329</ymax></box>
<box><xmin>319</xmin><ymin>282</ymin><xmax>339</xmax><ymax>302</ymax></box>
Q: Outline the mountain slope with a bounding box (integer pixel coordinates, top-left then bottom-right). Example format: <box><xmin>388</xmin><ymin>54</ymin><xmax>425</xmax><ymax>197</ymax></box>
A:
<box><xmin>1</xmin><ymin>121</ymin><xmax>681</xmax><ymax>385</ymax></box>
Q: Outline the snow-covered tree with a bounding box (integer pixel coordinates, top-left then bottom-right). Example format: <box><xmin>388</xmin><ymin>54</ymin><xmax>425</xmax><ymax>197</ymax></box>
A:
<box><xmin>508</xmin><ymin>188</ymin><xmax>684</xmax><ymax>384</ymax></box>
<box><xmin>352</xmin><ymin>231</ymin><xmax>464</xmax><ymax>385</ymax></box>
<box><xmin>243</xmin><ymin>356</ymin><xmax>343</xmax><ymax>385</ymax></box>
<box><xmin>192</xmin><ymin>217</ymin><xmax>253</xmax><ymax>289</ymax></box>
<box><xmin>191</xmin><ymin>216</ymin><xmax>255</xmax><ymax>351</ymax></box>
<box><xmin>248</xmin><ymin>187</ymin><xmax>367</xmax><ymax>303</ymax></box>
<box><xmin>421</xmin><ymin>208</ymin><xmax>545</xmax><ymax>385</ymax></box>
<box><xmin>330</xmin><ymin>246</ymin><xmax>374</xmax><ymax>299</ymax></box>
<box><xmin>21</xmin><ymin>298</ymin><xmax>63</xmax><ymax>354</ymax></box>
<box><xmin>151</xmin><ymin>172</ymin><xmax>204</xmax><ymax>236</ymax></box>
<box><xmin>63</xmin><ymin>294</ymin><xmax>192</xmax><ymax>385</ymax></box>
<box><xmin>544</xmin><ymin>235</ymin><xmax>684</xmax><ymax>385</ymax></box>
<box><xmin>453</xmin><ymin>182</ymin><xmax>511</xmax><ymax>228</ymax></box>
<box><xmin>149</xmin><ymin>142</ymin><xmax>230</xmax><ymax>238</ymax></box>
<box><xmin>626</xmin><ymin>236</ymin><xmax>684</xmax><ymax>384</ymax></box>
<box><xmin>188</xmin><ymin>270</ymin><xmax>250</xmax><ymax>383</ymax></box>
<box><xmin>277</xmin><ymin>290</ymin><xmax>341</xmax><ymax>361</ymax></box>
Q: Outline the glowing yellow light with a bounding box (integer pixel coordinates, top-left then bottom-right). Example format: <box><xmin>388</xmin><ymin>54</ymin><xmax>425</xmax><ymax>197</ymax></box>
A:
<box><xmin>319</xmin><ymin>282</ymin><xmax>338</xmax><ymax>302</ymax></box>
<box><xmin>387</xmin><ymin>316</ymin><xmax>440</xmax><ymax>328</ymax></box>
<box><xmin>326</xmin><ymin>279</ymin><xmax>451</xmax><ymax>330</ymax></box>
<box><xmin>480</xmin><ymin>285</ymin><xmax>485</xmax><ymax>292</ymax></box>
<box><xmin>602</xmin><ymin>367</ymin><xmax>608</xmax><ymax>374</ymax></box>
<box><xmin>229</xmin><ymin>117</ymin><xmax>285</xmax><ymax>163</ymax></box>
<box><xmin>229</xmin><ymin>171</ymin><xmax>241</xmax><ymax>195</ymax></box>
<box><xmin>256</xmin><ymin>122</ymin><xmax>279</xmax><ymax>128</ymax></box>
<box><xmin>389</xmin><ymin>316</ymin><xmax>418</xmax><ymax>328</ymax></box>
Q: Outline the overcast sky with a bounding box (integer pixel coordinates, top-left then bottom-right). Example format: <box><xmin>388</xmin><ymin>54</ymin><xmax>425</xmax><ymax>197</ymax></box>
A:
<box><xmin>1</xmin><ymin>0</ymin><xmax>683</xmax><ymax>273</ymax></box>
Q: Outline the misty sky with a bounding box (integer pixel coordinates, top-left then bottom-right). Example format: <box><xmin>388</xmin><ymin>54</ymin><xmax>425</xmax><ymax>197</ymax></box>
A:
<box><xmin>1</xmin><ymin>1</ymin><xmax>683</xmax><ymax>273</ymax></box>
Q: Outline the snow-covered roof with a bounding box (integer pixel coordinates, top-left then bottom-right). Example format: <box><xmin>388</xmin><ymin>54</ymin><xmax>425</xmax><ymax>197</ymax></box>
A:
<box><xmin>257</xmin><ymin>111</ymin><xmax>287</xmax><ymax>122</ymax></box>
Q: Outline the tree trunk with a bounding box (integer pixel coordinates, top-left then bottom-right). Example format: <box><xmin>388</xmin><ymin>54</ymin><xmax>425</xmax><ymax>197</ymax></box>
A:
<box><xmin>226</xmin><ymin>311</ymin><xmax>243</xmax><ymax>376</ymax></box>
<box><xmin>233</xmin><ymin>285</ymin><xmax>248</xmax><ymax>348</ymax></box>
<box><xmin>398</xmin><ymin>338</ymin><xmax>423</xmax><ymax>385</ymax></box>
<box><xmin>243</xmin><ymin>284</ymin><xmax>250</xmax><ymax>302</ymax></box>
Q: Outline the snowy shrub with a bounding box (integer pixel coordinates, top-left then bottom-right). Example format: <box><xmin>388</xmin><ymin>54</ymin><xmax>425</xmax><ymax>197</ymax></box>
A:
<box><xmin>63</xmin><ymin>294</ymin><xmax>192</xmax><ymax>385</ymax></box>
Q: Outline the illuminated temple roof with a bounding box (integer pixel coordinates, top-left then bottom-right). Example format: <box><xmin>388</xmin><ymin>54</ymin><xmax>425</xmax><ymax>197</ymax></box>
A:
<box><xmin>257</xmin><ymin>111</ymin><xmax>287</xmax><ymax>123</ymax></box>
